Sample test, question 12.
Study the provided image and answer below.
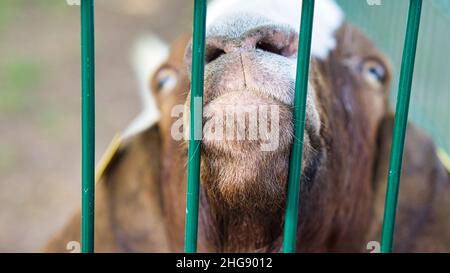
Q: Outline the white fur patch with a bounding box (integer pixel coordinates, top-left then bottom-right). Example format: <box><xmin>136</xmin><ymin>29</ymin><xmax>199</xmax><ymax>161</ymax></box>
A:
<box><xmin>207</xmin><ymin>0</ymin><xmax>344</xmax><ymax>60</ymax></box>
<box><xmin>123</xmin><ymin>34</ymin><xmax>169</xmax><ymax>139</ymax></box>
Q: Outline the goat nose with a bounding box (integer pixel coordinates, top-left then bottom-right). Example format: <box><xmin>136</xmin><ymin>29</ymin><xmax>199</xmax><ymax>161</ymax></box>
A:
<box><xmin>185</xmin><ymin>25</ymin><xmax>299</xmax><ymax>68</ymax></box>
<box><xmin>241</xmin><ymin>25</ymin><xmax>299</xmax><ymax>58</ymax></box>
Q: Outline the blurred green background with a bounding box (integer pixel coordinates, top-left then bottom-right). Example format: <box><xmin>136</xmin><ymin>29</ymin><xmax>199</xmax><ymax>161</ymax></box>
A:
<box><xmin>0</xmin><ymin>0</ymin><xmax>449</xmax><ymax>252</ymax></box>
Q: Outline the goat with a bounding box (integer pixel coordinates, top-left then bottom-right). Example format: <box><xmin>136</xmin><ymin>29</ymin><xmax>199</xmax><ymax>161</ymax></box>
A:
<box><xmin>45</xmin><ymin>0</ymin><xmax>450</xmax><ymax>252</ymax></box>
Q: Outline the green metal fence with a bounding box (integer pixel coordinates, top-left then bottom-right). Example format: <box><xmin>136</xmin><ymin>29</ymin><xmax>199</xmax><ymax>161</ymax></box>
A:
<box><xmin>184</xmin><ymin>0</ymin><xmax>207</xmax><ymax>253</ymax></box>
<box><xmin>282</xmin><ymin>0</ymin><xmax>315</xmax><ymax>253</ymax></box>
<box><xmin>79</xmin><ymin>0</ymin><xmax>423</xmax><ymax>253</ymax></box>
<box><xmin>381</xmin><ymin>0</ymin><xmax>423</xmax><ymax>253</ymax></box>
<box><xmin>80</xmin><ymin>0</ymin><xmax>95</xmax><ymax>254</ymax></box>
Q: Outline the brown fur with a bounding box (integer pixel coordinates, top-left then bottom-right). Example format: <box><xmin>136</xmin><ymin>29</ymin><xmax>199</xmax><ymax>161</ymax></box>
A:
<box><xmin>369</xmin><ymin>115</ymin><xmax>450</xmax><ymax>252</ymax></box>
<box><xmin>45</xmin><ymin>24</ymin><xmax>450</xmax><ymax>252</ymax></box>
<box><xmin>44</xmin><ymin>127</ymin><xmax>168</xmax><ymax>252</ymax></box>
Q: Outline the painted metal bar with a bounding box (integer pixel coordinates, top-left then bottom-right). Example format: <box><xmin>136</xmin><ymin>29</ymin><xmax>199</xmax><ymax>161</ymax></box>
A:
<box><xmin>282</xmin><ymin>0</ymin><xmax>315</xmax><ymax>253</ymax></box>
<box><xmin>184</xmin><ymin>0</ymin><xmax>207</xmax><ymax>253</ymax></box>
<box><xmin>81</xmin><ymin>0</ymin><xmax>96</xmax><ymax>253</ymax></box>
<box><xmin>381</xmin><ymin>0</ymin><xmax>423</xmax><ymax>253</ymax></box>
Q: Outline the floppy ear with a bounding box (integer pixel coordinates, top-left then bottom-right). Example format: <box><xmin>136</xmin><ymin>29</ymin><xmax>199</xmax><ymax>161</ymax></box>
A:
<box><xmin>44</xmin><ymin>126</ymin><xmax>169</xmax><ymax>253</ymax></box>
<box><xmin>369</xmin><ymin>114</ymin><xmax>450</xmax><ymax>252</ymax></box>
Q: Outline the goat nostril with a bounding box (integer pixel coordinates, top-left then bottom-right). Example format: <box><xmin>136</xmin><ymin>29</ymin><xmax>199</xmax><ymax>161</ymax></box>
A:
<box><xmin>256</xmin><ymin>41</ymin><xmax>283</xmax><ymax>55</ymax></box>
<box><xmin>256</xmin><ymin>41</ymin><xmax>293</xmax><ymax>57</ymax></box>
<box><xmin>205</xmin><ymin>48</ymin><xmax>226</xmax><ymax>64</ymax></box>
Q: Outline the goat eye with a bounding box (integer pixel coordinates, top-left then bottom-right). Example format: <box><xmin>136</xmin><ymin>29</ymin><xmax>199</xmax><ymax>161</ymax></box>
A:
<box><xmin>156</xmin><ymin>68</ymin><xmax>177</xmax><ymax>94</ymax></box>
<box><xmin>361</xmin><ymin>60</ymin><xmax>386</xmax><ymax>86</ymax></box>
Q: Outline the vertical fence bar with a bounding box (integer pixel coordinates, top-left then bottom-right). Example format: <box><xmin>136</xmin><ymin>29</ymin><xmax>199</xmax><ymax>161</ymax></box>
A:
<box><xmin>184</xmin><ymin>0</ymin><xmax>207</xmax><ymax>253</ymax></box>
<box><xmin>381</xmin><ymin>0</ymin><xmax>422</xmax><ymax>253</ymax></box>
<box><xmin>81</xmin><ymin>0</ymin><xmax>96</xmax><ymax>253</ymax></box>
<box><xmin>282</xmin><ymin>0</ymin><xmax>315</xmax><ymax>253</ymax></box>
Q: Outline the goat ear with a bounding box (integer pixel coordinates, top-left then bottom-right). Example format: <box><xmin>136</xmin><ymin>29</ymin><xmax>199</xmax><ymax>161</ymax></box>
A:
<box><xmin>44</xmin><ymin>126</ymin><xmax>168</xmax><ymax>252</ymax></box>
<box><xmin>372</xmin><ymin>114</ymin><xmax>394</xmax><ymax>190</ymax></box>
<box><xmin>100</xmin><ymin>125</ymin><xmax>168</xmax><ymax>251</ymax></box>
<box><xmin>370</xmin><ymin>114</ymin><xmax>450</xmax><ymax>249</ymax></box>
<box><xmin>372</xmin><ymin>114</ymin><xmax>448</xmax><ymax>191</ymax></box>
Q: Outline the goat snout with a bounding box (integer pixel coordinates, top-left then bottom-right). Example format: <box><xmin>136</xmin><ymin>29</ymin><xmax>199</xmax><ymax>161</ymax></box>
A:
<box><xmin>184</xmin><ymin>24</ymin><xmax>301</xmax><ymax>107</ymax></box>
<box><xmin>206</xmin><ymin>25</ymin><xmax>299</xmax><ymax>63</ymax></box>
<box><xmin>182</xmin><ymin>11</ymin><xmax>327</xmax><ymax>154</ymax></box>
<box><xmin>180</xmin><ymin>11</ymin><xmax>327</xmax><ymax>213</ymax></box>
<box><xmin>185</xmin><ymin>24</ymin><xmax>299</xmax><ymax>69</ymax></box>
<box><xmin>183</xmin><ymin>20</ymin><xmax>321</xmax><ymax>157</ymax></box>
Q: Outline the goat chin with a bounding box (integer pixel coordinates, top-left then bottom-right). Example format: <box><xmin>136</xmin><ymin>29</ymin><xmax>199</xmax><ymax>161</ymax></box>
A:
<box><xmin>184</xmin><ymin>91</ymin><xmax>319</xmax><ymax>212</ymax></box>
<box><xmin>200</xmin><ymin>146</ymin><xmax>290</xmax><ymax>212</ymax></box>
<box><xmin>199</xmin><ymin>132</ymin><xmax>317</xmax><ymax>212</ymax></box>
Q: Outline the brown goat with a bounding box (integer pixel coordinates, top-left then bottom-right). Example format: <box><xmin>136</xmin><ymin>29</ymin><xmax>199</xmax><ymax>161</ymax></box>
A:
<box><xmin>45</xmin><ymin>1</ymin><xmax>450</xmax><ymax>253</ymax></box>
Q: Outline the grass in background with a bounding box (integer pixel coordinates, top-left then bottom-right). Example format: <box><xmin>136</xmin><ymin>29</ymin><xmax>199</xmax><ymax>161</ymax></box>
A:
<box><xmin>0</xmin><ymin>0</ymin><xmax>74</xmax><ymax>119</ymax></box>
<box><xmin>0</xmin><ymin>0</ymin><xmax>23</xmax><ymax>32</ymax></box>
<box><xmin>0</xmin><ymin>59</ymin><xmax>42</xmax><ymax>113</ymax></box>
<box><xmin>0</xmin><ymin>0</ymin><xmax>68</xmax><ymax>33</ymax></box>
